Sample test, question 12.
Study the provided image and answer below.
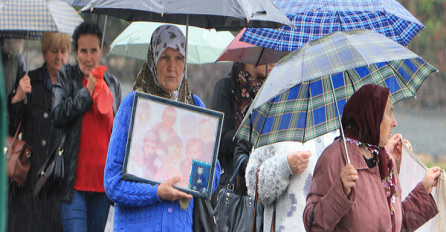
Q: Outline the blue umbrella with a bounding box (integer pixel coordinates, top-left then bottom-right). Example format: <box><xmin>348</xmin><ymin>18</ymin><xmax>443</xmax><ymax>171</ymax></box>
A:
<box><xmin>59</xmin><ymin>0</ymin><xmax>91</xmax><ymax>6</ymax></box>
<box><xmin>240</xmin><ymin>0</ymin><xmax>424</xmax><ymax>52</ymax></box>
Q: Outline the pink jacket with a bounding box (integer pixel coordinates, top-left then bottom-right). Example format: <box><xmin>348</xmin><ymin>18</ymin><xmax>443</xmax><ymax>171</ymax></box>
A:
<box><xmin>303</xmin><ymin>140</ymin><xmax>438</xmax><ymax>232</ymax></box>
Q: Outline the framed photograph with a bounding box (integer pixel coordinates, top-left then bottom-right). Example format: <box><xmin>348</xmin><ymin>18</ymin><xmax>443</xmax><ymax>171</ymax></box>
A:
<box><xmin>122</xmin><ymin>91</ymin><xmax>224</xmax><ymax>199</ymax></box>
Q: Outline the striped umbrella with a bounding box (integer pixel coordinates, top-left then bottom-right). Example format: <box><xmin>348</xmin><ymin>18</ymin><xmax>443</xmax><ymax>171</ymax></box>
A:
<box><xmin>0</xmin><ymin>0</ymin><xmax>83</xmax><ymax>39</ymax></box>
<box><xmin>235</xmin><ymin>30</ymin><xmax>436</xmax><ymax>157</ymax></box>
<box><xmin>240</xmin><ymin>0</ymin><xmax>424</xmax><ymax>52</ymax></box>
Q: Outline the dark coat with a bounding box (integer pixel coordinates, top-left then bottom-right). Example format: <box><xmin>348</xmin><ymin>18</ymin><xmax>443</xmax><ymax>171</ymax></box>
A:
<box><xmin>209</xmin><ymin>72</ymin><xmax>253</xmax><ymax>204</ymax></box>
<box><xmin>209</xmin><ymin>76</ymin><xmax>236</xmax><ymax>181</ymax></box>
<box><xmin>51</xmin><ymin>63</ymin><xmax>122</xmax><ymax>203</ymax></box>
<box><xmin>7</xmin><ymin>65</ymin><xmax>64</xmax><ymax>232</ymax></box>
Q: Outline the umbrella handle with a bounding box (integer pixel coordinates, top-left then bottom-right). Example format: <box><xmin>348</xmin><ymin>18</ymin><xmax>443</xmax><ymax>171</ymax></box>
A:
<box><xmin>24</xmin><ymin>31</ymin><xmax>29</xmax><ymax>104</ymax></box>
<box><xmin>184</xmin><ymin>15</ymin><xmax>189</xmax><ymax>101</ymax></box>
<box><xmin>99</xmin><ymin>15</ymin><xmax>108</xmax><ymax>64</ymax></box>
<box><xmin>329</xmin><ymin>75</ymin><xmax>350</xmax><ymax>164</ymax></box>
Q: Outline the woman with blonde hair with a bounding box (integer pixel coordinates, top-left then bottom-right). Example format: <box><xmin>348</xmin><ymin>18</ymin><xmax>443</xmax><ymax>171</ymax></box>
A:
<box><xmin>8</xmin><ymin>32</ymin><xmax>71</xmax><ymax>232</ymax></box>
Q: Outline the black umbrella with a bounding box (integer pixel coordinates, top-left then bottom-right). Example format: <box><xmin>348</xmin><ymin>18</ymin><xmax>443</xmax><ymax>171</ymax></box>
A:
<box><xmin>80</xmin><ymin>0</ymin><xmax>292</xmax><ymax>30</ymax></box>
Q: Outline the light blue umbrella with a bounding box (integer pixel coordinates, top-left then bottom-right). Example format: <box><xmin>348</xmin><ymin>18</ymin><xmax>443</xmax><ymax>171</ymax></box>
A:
<box><xmin>109</xmin><ymin>22</ymin><xmax>234</xmax><ymax>65</ymax></box>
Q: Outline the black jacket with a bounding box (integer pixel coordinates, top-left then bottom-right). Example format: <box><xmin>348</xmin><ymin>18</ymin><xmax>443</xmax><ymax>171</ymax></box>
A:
<box><xmin>51</xmin><ymin>63</ymin><xmax>122</xmax><ymax>203</ymax></box>
<box><xmin>209</xmin><ymin>75</ymin><xmax>237</xmax><ymax>183</ymax></box>
<box><xmin>8</xmin><ymin>66</ymin><xmax>63</xmax><ymax>232</ymax></box>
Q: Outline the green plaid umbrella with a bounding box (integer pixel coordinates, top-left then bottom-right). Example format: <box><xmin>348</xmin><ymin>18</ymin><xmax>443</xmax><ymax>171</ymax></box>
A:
<box><xmin>235</xmin><ymin>30</ymin><xmax>436</xmax><ymax>153</ymax></box>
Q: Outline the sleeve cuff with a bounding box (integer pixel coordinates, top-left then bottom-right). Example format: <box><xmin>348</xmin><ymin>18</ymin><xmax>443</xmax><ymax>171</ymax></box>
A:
<box><xmin>278</xmin><ymin>152</ymin><xmax>293</xmax><ymax>178</ymax></box>
<box><xmin>155</xmin><ymin>184</ymin><xmax>162</xmax><ymax>202</ymax></box>
<box><xmin>326</xmin><ymin>175</ymin><xmax>356</xmax><ymax>215</ymax></box>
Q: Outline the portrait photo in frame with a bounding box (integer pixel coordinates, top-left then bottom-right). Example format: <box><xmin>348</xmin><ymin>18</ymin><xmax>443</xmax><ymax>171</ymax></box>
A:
<box><xmin>122</xmin><ymin>91</ymin><xmax>223</xmax><ymax>199</ymax></box>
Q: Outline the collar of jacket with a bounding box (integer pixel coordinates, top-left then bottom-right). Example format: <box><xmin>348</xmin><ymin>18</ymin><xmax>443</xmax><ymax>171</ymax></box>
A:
<box><xmin>338</xmin><ymin>139</ymin><xmax>371</xmax><ymax>171</ymax></box>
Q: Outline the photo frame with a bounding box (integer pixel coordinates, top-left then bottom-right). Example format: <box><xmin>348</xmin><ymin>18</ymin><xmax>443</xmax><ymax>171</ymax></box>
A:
<box><xmin>122</xmin><ymin>91</ymin><xmax>224</xmax><ymax>199</ymax></box>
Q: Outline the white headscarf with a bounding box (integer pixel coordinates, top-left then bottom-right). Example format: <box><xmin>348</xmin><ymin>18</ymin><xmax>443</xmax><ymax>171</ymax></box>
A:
<box><xmin>133</xmin><ymin>25</ymin><xmax>192</xmax><ymax>103</ymax></box>
<box><xmin>147</xmin><ymin>25</ymin><xmax>186</xmax><ymax>99</ymax></box>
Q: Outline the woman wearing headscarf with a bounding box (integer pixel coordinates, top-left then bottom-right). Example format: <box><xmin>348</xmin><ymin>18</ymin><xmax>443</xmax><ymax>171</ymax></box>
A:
<box><xmin>303</xmin><ymin>84</ymin><xmax>440</xmax><ymax>232</ymax></box>
<box><xmin>209</xmin><ymin>61</ymin><xmax>274</xmax><ymax>205</ymax></box>
<box><xmin>7</xmin><ymin>32</ymin><xmax>70</xmax><ymax>232</ymax></box>
<box><xmin>104</xmin><ymin>24</ymin><xmax>220</xmax><ymax>231</ymax></box>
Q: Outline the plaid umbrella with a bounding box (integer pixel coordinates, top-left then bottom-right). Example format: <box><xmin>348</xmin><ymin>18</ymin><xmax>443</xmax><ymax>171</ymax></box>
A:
<box><xmin>240</xmin><ymin>0</ymin><xmax>424</xmax><ymax>52</ymax></box>
<box><xmin>235</xmin><ymin>30</ymin><xmax>436</xmax><ymax>150</ymax></box>
<box><xmin>0</xmin><ymin>0</ymin><xmax>83</xmax><ymax>39</ymax></box>
<box><xmin>60</xmin><ymin>0</ymin><xmax>91</xmax><ymax>6</ymax></box>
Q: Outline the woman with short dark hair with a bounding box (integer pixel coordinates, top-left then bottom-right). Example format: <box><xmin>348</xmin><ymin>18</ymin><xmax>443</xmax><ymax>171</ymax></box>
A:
<box><xmin>52</xmin><ymin>22</ymin><xmax>122</xmax><ymax>232</ymax></box>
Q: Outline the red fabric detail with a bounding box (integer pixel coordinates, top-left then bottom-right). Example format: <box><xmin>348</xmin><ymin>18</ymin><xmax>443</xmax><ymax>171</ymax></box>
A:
<box><xmin>341</xmin><ymin>84</ymin><xmax>389</xmax><ymax>145</ymax></box>
<box><xmin>91</xmin><ymin>65</ymin><xmax>107</xmax><ymax>79</ymax></box>
<box><xmin>74</xmin><ymin>76</ymin><xmax>113</xmax><ymax>192</ymax></box>
<box><xmin>91</xmin><ymin>65</ymin><xmax>113</xmax><ymax>115</ymax></box>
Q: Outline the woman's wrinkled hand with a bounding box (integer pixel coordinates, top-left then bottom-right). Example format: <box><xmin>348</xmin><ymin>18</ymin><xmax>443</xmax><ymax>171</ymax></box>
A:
<box><xmin>386</xmin><ymin>134</ymin><xmax>402</xmax><ymax>161</ymax></box>
<box><xmin>386</xmin><ymin>133</ymin><xmax>413</xmax><ymax>173</ymax></box>
<box><xmin>422</xmin><ymin>166</ymin><xmax>441</xmax><ymax>194</ymax></box>
<box><xmin>12</xmin><ymin>75</ymin><xmax>32</xmax><ymax>103</ymax></box>
<box><xmin>340</xmin><ymin>164</ymin><xmax>358</xmax><ymax>197</ymax></box>
<box><xmin>287</xmin><ymin>150</ymin><xmax>312</xmax><ymax>174</ymax></box>
<box><xmin>157</xmin><ymin>176</ymin><xmax>193</xmax><ymax>201</ymax></box>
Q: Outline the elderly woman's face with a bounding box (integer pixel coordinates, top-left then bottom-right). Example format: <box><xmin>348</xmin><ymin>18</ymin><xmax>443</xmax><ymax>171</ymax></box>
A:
<box><xmin>379</xmin><ymin>97</ymin><xmax>398</xmax><ymax>147</ymax></box>
<box><xmin>156</xmin><ymin>47</ymin><xmax>185</xmax><ymax>93</ymax></box>
<box><xmin>76</xmin><ymin>34</ymin><xmax>100</xmax><ymax>77</ymax></box>
<box><xmin>43</xmin><ymin>42</ymin><xmax>69</xmax><ymax>75</ymax></box>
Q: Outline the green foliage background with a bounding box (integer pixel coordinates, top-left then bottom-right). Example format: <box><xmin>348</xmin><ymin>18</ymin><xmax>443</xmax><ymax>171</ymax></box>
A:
<box><xmin>401</xmin><ymin>0</ymin><xmax>446</xmax><ymax>108</ymax></box>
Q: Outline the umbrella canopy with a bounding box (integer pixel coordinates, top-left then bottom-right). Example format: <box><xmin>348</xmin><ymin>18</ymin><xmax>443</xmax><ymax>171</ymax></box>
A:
<box><xmin>0</xmin><ymin>0</ymin><xmax>84</xmax><ymax>39</ymax></box>
<box><xmin>240</xmin><ymin>0</ymin><xmax>424</xmax><ymax>52</ymax></box>
<box><xmin>60</xmin><ymin>0</ymin><xmax>90</xmax><ymax>6</ymax></box>
<box><xmin>216</xmin><ymin>28</ymin><xmax>289</xmax><ymax>65</ymax></box>
<box><xmin>109</xmin><ymin>22</ymin><xmax>235</xmax><ymax>65</ymax></box>
<box><xmin>235</xmin><ymin>30</ymin><xmax>437</xmax><ymax>148</ymax></box>
<box><xmin>80</xmin><ymin>0</ymin><xmax>292</xmax><ymax>30</ymax></box>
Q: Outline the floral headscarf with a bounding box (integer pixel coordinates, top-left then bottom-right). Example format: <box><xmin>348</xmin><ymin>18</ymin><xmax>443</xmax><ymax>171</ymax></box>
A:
<box><xmin>341</xmin><ymin>84</ymin><xmax>398</xmax><ymax>231</ymax></box>
<box><xmin>233</xmin><ymin>62</ymin><xmax>265</xmax><ymax>128</ymax></box>
<box><xmin>133</xmin><ymin>25</ymin><xmax>193</xmax><ymax>104</ymax></box>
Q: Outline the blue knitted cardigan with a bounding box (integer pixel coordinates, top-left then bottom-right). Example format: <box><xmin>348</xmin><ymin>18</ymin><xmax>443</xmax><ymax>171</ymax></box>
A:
<box><xmin>105</xmin><ymin>91</ymin><xmax>221</xmax><ymax>231</ymax></box>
